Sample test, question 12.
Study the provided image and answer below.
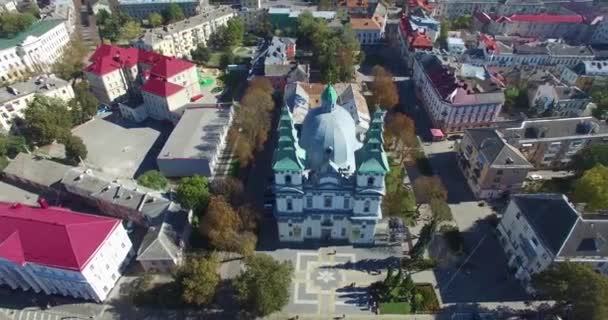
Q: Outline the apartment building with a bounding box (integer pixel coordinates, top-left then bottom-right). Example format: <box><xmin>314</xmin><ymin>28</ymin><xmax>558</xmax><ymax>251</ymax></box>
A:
<box><xmin>0</xmin><ymin>201</ymin><xmax>133</xmax><ymax>302</ymax></box>
<box><xmin>0</xmin><ymin>20</ymin><xmax>71</xmax><ymax>84</ymax></box>
<box><xmin>0</xmin><ymin>74</ymin><xmax>74</xmax><ymax>132</ymax></box>
<box><xmin>474</xmin><ymin>12</ymin><xmax>587</xmax><ymax>41</ymax></box>
<box><xmin>133</xmin><ymin>6</ymin><xmax>236</xmax><ymax>59</ymax></box>
<box><xmin>397</xmin><ymin>14</ymin><xmax>434</xmax><ymax>69</ymax></box>
<box><xmin>0</xmin><ymin>0</ymin><xmax>17</xmax><ymax>12</ymax></box>
<box><xmin>456</xmin><ymin>128</ymin><xmax>532</xmax><ymax>199</ymax></box>
<box><xmin>560</xmin><ymin>61</ymin><xmax>608</xmax><ymax>92</ymax></box>
<box><xmin>249</xmin><ymin>37</ymin><xmax>309</xmax><ymax>90</ymax></box>
<box><xmin>351</xmin><ymin>16</ymin><xmax>386</xmax><ymax>45</ymax></box>
<box><xmin>413</xmin><ymin>53</ymin><xmax>505</xmax><ymax>133</ymax></box>
<box><xmin>83</xmin><ymin>44</ymin><xmax>200</xmax><ymax>123</ymax></box>
<box><xmin>500</xmin><ymin>117</ymin><xmax>608</xmax><ymax>169</ymax></box>
<box><xmin>529</xmin><ymin>83</ymin><xmax>590</xmax><ymax>117</ymax></box>
<box><xmin>428</xmin><ymin>0</ymin><xmax>588</xmax><ymax>20</ymax></box>
<box><xmin>118</xmin><ymin>0</ymin><xmax>202</xmax><ymax>19</ymax></box>
<box><xmin>497</xmin><ymin>194</ymin><xmax>608</xmax><ymax>293</ymax></box>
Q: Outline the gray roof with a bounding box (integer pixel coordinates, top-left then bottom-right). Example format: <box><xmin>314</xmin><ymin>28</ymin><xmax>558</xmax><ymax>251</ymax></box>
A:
<box><xmin>0</xmin><ymin>181</ymin><xmax>39</xmax><ymax>206</ymax></box>
<box><xmin>559</xmin><ymin>218</ymin><xmax>608</xmax><ymax>258</ymax></box>
<box><xmin>512</xmin><ymin>194</ymin><xmax>579</xmax><ymax>255</ymax></box>
<box><xmin>137</xmin><ymin>201</ymin><xmax>190</xmax><ymax>262</ymax></box>
<box><xmin>157</xmin><ymin>106</ymin><xmax>232</xmax><ymax>161</ymax></box>
<box><xmin>571</xmin><ymin>60</ymin><xmax>608</xmax><ymax>76</ymax></box>
<box><xmin>465</xmin><ymin>129</ymin><xmax>531</xmax><ymax>168</ymax></box>
<box><xmin>0</xmin><ymin>74</ymin><xmax>71</xmax><ymax>105</ymax></box>
<box><xmin>2</xmin><ymin>153</ymin><xmax>71</xmax><ymax>188</ymax></box>
<box><xmin>547</xmin><ymin>43</ymin><xmax>593</xmax><ymax>56</ymax></box>
<box><xmin>513</xmin><ymin>44</ymin><xmax>549</xmax><ymax>55</ymax></box>
<box><xmin>501</xmin><ymin>116</ymin><xmax>608</xmax><ymax>141</ymax></box>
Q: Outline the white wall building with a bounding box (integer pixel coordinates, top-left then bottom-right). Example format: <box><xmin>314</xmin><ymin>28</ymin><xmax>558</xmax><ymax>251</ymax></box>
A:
<box><xmin>133</xmin><ymin>6</ymin><xmax>236</xmax><ymax>59</ymax></box>
<box><xmin>0</xmin><ymin>201</ymin><xmax>133</xmax><ymax>302</ymax></box>
<box><xmin>497</xmin><ymin>194</ymin><xmax>608</xmax><ymax>293</ymax></box>
<box><xmin>0</xmin><ymin>0</ymin><xmax>17</xmax><ymax>12</ymax></box>
<box><xmin>350</xmin><ymin>15</ymin><xmax>387</xmax><ymax>45</ymax></box>
<box><xmin>0</xmin><ymin>74</ymin><xmax>74</xmax><ymax>132</ymax></box>
<box><xmin>0</xmin><ymin>20</ymin><xmax>71</xmax><ymax>84</ymax></box>
<box><xmin>272</xmin><ymin>86</ymin><xmax>389</xmax><ymax>245</ymax></box>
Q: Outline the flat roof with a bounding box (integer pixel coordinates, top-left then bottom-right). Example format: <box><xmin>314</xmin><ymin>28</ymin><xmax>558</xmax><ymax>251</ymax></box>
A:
<box><xmin>0</xmin><ymin>74</ymin><xmax>70</xmax><ymax>105</ymax></box>
<box><xmin>3</xmin><ymin>153</ymin><xmax>71</xmax><ymax>187</ymax></box>
<box><xmin>0</xmin><ymin>181</ymin><xmax>39</xmax><ymax>206</ymax></box>
<box><xmin>158</xmin><ymin>106</ymin><xmax>232</xmax><ymax>161</ymax></box>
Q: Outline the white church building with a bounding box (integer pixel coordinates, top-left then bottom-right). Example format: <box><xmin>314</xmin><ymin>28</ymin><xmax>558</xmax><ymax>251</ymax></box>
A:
<box><xmin>272</xmin><ymin>85</ymin><xmax>389</xmax><ymax>245</ymax></box>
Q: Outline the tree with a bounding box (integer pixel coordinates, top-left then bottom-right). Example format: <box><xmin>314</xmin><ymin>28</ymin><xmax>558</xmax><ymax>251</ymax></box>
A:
<box><xmin>451</xmin><ymin>15</ymin><xmax>472</xmax><ymax>30</ymax></box>
<box><xmin>165</xmin><ymin>3</ymin><xmax>185</xmax><ymax>23</ymax></box>
<box><xmin>210</xmin><ymin>177</ymin><xmax>245</xmax><ymax>205</ymax></box>
<box><xmin>318</xmin><ymin>0</ymin><xmax>332</xmax><ymax>10</ymax></box>
<box><xmin>0</xmin><ymin>134</ymin><xmax>26</xmax><ymax>158</ymax></box>
<box><xmin>191</xmin><ymin>43</ymin><xmax>211</xmax><ymax>64</ymax></box>
<box><xmin>219</xmin><ymin>50</ymin><xmax>235</xmax><ymax>69</ymax></box>
<box><xmin>148</xmin><ymin>12</ymin><xmax>164</xmax><ymax>27</ymax></box>
<box><xmin>63</xmin><ymin>135</ymin><xmax>87</xmax><ymax>165</ymax></box>
<box><xmin>23</xmin><ymin>96</ymin><xmax>73</xmax><ymax>145</ymax></box>
<box><xmin>225</xmin><ymin>18</ymin><xmax>245</xmax><ymax>47</ymax></box>
<box><xmin>174</xmin><ymin>254</ymin><xmax>220</xmax><ymax>306</ymax></box>
<box><xmin>52</xmin><ymin>33</ymin><xmax>89</xmax><ymax>80</ymax></box>
<box><xmin>532</xmin><ymin>262</ymin><xmax>608</xmax><ymax>320</ymax></box>
<box><xmin>119</xmin><ymin>20</ymin><xmax>142</xmax><ymax>41</ymax></box>
<box><xmin>24</xmin><ymin>3</ymin><xmax>40</xmax><ymax>18</ymax></box>
<box><xmin>0</xmin><ymin>13</ymin><xmax>36</xmax><ymax>37</ymax></box>
<box><xmin>247</xmin><ymin>77</ymin><xmax>273</xmax><ymax>96</ymax></box>
<box><xmin>137</xmin><ymin>170</ymin><xmax>169</xmax><ymax>190</ymax></box>
<box><xmin>571</xmin><ymin>145</ymin><xmax>608</xmax><ymax>175</ymax></box>
<box><xmin>369</xmin><ymin>66</ymin><xmax>399</xmax><ymax>109</ymax></box>
<box><xmin>413</xmin><ymin>176</ymin><xmax>447</xmax><ymax>204</ymax></box>
<box><xmin>385</xmin><ymin>113</ymin><xmax>417</xmax><ymax>166</ymax></box>
<box><xmin>200</xmin><ymin>196</ymin><xmax>257</xmax><ymax>255</ymax></box>
<box><xmin>234</xmin><ymin>254</ymin><xmax>294</xmax><ymax>316</ymax></box>
<box><xmin>573</xmin><ymin>164</ymin><xmax>608</xmax><ymax>211</ymax></box>
<box><xmin>176</xmin><ymin>175</ymin><xmax>210</xmax><ymax>212</ymax></box>
<box><xmin>70</xmin><ymin>81</ymin><xmax>99</xmax><ymax>124</ymax></box>
<box><xmin>429</xmin><ymin>198</ymin><xmax>452</xmax><ymax>222</ymax></box>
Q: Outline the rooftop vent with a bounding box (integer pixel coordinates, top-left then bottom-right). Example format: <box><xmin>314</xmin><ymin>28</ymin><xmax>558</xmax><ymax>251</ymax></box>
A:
<box><xmin>505</xmin><ymin>157</ymin><xmax>514</xmax><ymax>164</ymax></box>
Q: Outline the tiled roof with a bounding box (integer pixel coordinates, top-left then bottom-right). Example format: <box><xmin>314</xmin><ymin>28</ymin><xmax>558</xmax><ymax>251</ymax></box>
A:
<box><xmin>150</xmin><ymin>58</ymin><xmax>194</xmax><ymax>78</ymax></box>
<box><xmin>350</xmin><ymin>16</ymin><xmax>383</xmax><ymax>30</ymax></box>
<box><xmin>506</xmin><ymin>14</ymin><xmax>584</xmax><ymax>24</ymax></box>
<box><xmin>141</xmin><ymin>77</ymin><xmax>184</xmax><ymax>97</ymax></box>
<box><xmin>0</xmin><ymin>202</ymin><xmax>119</xmax><ymax>270</ymax></box>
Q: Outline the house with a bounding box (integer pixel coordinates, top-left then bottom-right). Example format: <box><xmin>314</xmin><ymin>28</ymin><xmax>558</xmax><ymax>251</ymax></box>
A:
<box><xmin>529</xmin><ymin>83</ymin><xmax>591</xmax><ymax>117</ymax></box>
<box><xmin>497</xmin><ymin>193</ymin><xmax>608</xmax><ymax>293</ymax></box>
<box><xmin>2</xmin><ymin>153</ymin><xmax>71</xmax><ymax>202</ymax></box>
<box><xmin>0</xmin><ymin>0</ymin><xmax>17</xmax><ymax>12</ymax></box>
<box><xmin>249</xmin><ymin>37</ymin><xmax>309</xmax><ymax>91</ymax></box>
<box><xmin>350</xmin><ymin>14</ymin><xmax>387</xmax><ymax>45</ymax></box>
<box><xmin>118</xmin><ymin>0</ymin><xmax>202</xmax><ymax>19</ymax></box>
<box><xmin>500</xmin><ymin>117</ymin><xmax>608</xmax><ymax>169</ymax></box>
<box><xmin>397</xmin><ymin>14</ymin><xmax>434</xmax><ymax>69</ymax></box>
<box><xmin>0</xmin><ymin>20</ymin><xmax>71</xmax><ymax>84</ymax></box>
<box><xmin>447</xmin><ymin>37</ymin><xmax>465</xmax><ymax>55</ymax></box>
<box><xmin>284</xmin><ymin>81</ymin><xmax>371</xmax><ymax>134</ymax></box>
<box><xmin>0</xmin><ymin>201</ymin><xmax>133</xmax><ymax>302</ymax></box>
<box><xmin>132</xmin><ymin>7</ymin><xmax>236</xmax><ymax>59</ymax></box>
<box><xmin>456</xmin><ymin>128</ymin><xmax>532</xmax><ymax>199</ymax></box>
<box><xmin>413</xmin><ymin>53</ymin><xmax>505</xmax><ymax>133</ymax></box>
<box><xmin>560</xmin><ymin>61</ymin><xmax>608</xmax><ymax>92</ymax></box>
<box><xmin>272</xmin><ymin>86</ymin><xmax>389</xmax><ymax>244</ymax></box>
<box><xmin>0</xmin><ymin>74</ymin><xmax>74</xmax><ymax>132</ymax></box>
<box><xmin>157</xmin><ymin>106</ymin><xmax>234</xmax><ymax>178</ymax></box>
<box><xmin>83</xmin><ymin>44</ymin><xmax>200</xmax><ymax>123</ymax></box>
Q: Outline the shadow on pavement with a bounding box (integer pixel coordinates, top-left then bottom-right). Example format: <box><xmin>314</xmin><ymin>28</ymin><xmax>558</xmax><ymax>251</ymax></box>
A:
<box><xmin>321</xmin><ymin>257</ymin><xmax>400</xmax><ymax>272</ymax></box>
<box><xmin>336</xmin><ymin>285</ymin><xmax>372</xmax><ymax>310</ymax></box>
<box><xmin>426</xmin><ymin>151</ymin><xmax>477</xmax><ymax>204</ymax></box>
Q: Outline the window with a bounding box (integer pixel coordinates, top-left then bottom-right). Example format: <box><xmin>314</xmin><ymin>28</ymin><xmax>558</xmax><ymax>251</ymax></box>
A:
<box><xmin>343</xmin><ymin>197</ymin><xmax>350</xmax><ymax>209</ymax></box>
<box><xmin>111</xmin><ymin>273</ymin><xmax>116</xmax><ymax>280</ymax></box>
<box><xmin>103</xmin><ymin>286</ymin><xmax>109</xmax><ymax>292</ymax></box>
<box><xmin>306</xmin><ymin>227</ymin><xmax>312</xmax><ymax>236</ymax></box>
<box><xmin>516</xmin><ymin>212</ymin><xmax>521</xmax><ymax>220</ymax></box>
<box><xmin>106</xmin><ymin>264</ymin><xmax>110</xmax><ymax>270</ymax></box>
<box><xmin>324</xmin><ymin>196</ymin><xmax>332</xmax><ymax>208</ymax></box>
<box><xmin>287</xmin><ymin>199</ymin><xmax>293</xmax><ymax>211</ymax></box>
<box><xmin>363</xmin><ymin>200</ymin><xmax>370</xmax><ymax>213</ymax></box>
<box><xmin>542</xmin><ymin>253</ymin><xmax>548</xmax><ymax>260</ymax></box>
<box><xmin>367</xmin><ymin>177</ymin><xmax>375</xmax><ymax>186</ymax></box>
<box><xmin>341</xmin><ymin>228</ymin><xmax>346</xmax><ymax>236</ymax></box>
<box><xmin>496</xmin><ymin>170</ymin><xmax>503</xmax><ymax>175</ymax></box>
<box><xmin>285</xmin><ymin>175</ymin><xmax>292</xmax><ymax>184</ymax></box>
<box><xmin>306</xmin><ymin>196</ymin><xmax>313</xmax><ymax>208</ymax></box>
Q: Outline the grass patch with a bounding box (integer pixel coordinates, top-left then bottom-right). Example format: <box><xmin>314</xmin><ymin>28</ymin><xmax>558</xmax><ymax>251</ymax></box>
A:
<box><xmin>523</xmin><ymin>176</ymin><xmax>576</xmax><ymax>194</ymax></box>
<box><xmin>379</xmin><ymin>302</ymin><xmax>411</xmax><ymax>314</ymax></box>
<box><xmin>205</xmin><ymin>52</ymin><xmax>223</xmax><ymax>68</ymax></box>
<box><xmin>413</xmin><ymin>284</ymin><xmax>440</xmax><ymax>313</ymax></box>
<box><xmin>0</xmin><ymin>156</ymin><xmax>8</xmax><ymax>171</ymax></box>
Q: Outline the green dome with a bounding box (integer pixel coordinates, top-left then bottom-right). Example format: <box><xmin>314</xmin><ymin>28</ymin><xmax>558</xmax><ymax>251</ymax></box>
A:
<box><xmin>321</xmin><ymin>85</ymin><xmax>338</xmax><ymax>109</ymax></box>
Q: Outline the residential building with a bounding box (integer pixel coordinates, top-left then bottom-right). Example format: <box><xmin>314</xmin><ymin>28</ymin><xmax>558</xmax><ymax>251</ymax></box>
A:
<box><xmin>500</xmin><ymin>117</ymin><xmax>608</xmax><ymax>169</ymax></box>
<box><xmin>41</xmin><ymin>0</ymin><xmax>77</xmax><ymax>33</ymax></box>
<box><xmin>351</xmin><ymin>16</ymin><xmax>386</xmax><ymax>45</ymax></box>
<box><xmin>240</xmin><ymin>0</ymin><xmax>261</xmax><ymax>9</ymax></box>
<box><xmin>529</xmin><ymin>83</ymin><xmax>590</xmax><ymax>117</ymax></box>
<box><xmin>0</xmin><ymin>74</ymin><xmax>74</xmax><ymax>132</ymax></box>
<box><xmin>249</xmin><ymin>37</ymin><xmax>309</xmax><ymax>90</ymax></box>
<box><xmin>0</xmin><ymin>201</ymin><xmax>133</xmax><ymax>302</ymax></box>
<box><xmin>118</xmin><ymin>0</ymin><xmax>202</xmax><ymax>19</ymax></box>
<box><xmin>0</xmin><ymin>20</ymin><xmax>71</xmax><ymax>84</ymax></box>
<box><xmin>133</xmin><ymin>7</ymin><xmax>236</xmax><ymax>59</ymax></box>
<box><xmin>272</xmin><ymin>85</ymin><xmax>389</xmax><ymax>244</ymax></box>
<box><xmin>497</xmin><ymin>193</ymin><xmax>608</xmax><ymax>292</ymax></box>
<box><xmin>474</xmin><ymin>12</ymin><xmax>587</xmax><ymax>41</ymax></box>
<box><xmin>267</xmin><ymin>7</ymin><xmax>337</xmax><ymax>30</ymax></box>
<box><xmin>456</xmin><ymin>128</ymin><xmax>532</xmax><ymax>199</ymax></box>
<box><xmin>447</xmin><ymin>37</ymin><xmax>465</xmax><ymax>55</ymax></box>
<box><xmin>157</xmin><ymin>106</ymin><xmax>234</xmax><ymax>178</ymax></box>
<box><xmin>560</xmin><ymin>61</ymin><xmax>608</xmax><ymax>92</ymax></box>
<box><xmin>413</xmin><ymin>53</ymin><xmax>505</xmax><ymax>133</ymax></box>
<box><xmin>2</xmin><ymin>153</ymin><xmax>71</xmax><ymax>202</ymax></box>
<box><xmin>84</xmin><ymin>44</ymin><xmax>200</xmax><ymax>123</ymax></box>
<box><xmin>283</xmin><ymin>81</ymin><xmax>371</xmax><ymax>134</ymax></box>
<box><xmin>0</xmin><ymin>0</ymin><xmax>17</xmax><ymax>12</ymax></box>
<box><xmin>590</xmin><ymin>16</ymin><xmax>608</xmax><ymax>45</ymax></box>
<box><xmin>428</xmin><ymin>0</ymin><xmax>585</xmax><ymax>20</ymax></box>
<box><xmin>337</xmin><ymin>0</ymin><xmax>369</xmax><ymax>17</ymax></box>
<box><xmin>397</xmin><ymin>15</ymin><xmax>433</xmax><ymax>69</ymax></box>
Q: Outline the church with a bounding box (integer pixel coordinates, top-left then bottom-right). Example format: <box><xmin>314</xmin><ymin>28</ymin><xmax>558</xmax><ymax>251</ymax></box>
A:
<box><xmin>272</xmin><ymin>84</ymin><xmax>389</xmax><ymax>244</ymax></box>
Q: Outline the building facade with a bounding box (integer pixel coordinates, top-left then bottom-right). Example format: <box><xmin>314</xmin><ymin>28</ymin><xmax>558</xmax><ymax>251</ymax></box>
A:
<box><xmin>560</xmin><ymin>61</ymin><xmax>608</xmax><ymax>92</ymax></box>
<box><xmin>456</xmin><ymin>128</ymin><xmax>532</xmax><ymax>199</ymax></box>
<box><xmin>529</xmin><ymin>83</ymin><xmax>590</xmax><ymax>117</ymax></box>
<box><xmin>413</xmin><ymin>53</ymin><xmax>505</xmax><ymax>133</ymax></box>
<box><xmin>351</xmin><ymin>15</ymin><xmax>386</xmax><ymax>45</ymax></box>
<box><xmin>118</xmin><ymin>0</ymin><xmax>202</xmax><ymax>19</ymax></box>
<box><xmin>0</xmin><ymin>74</ymin><xmax>74</xmax><ymax>132</ymax></box>
<box><xmin>0</xmin><ymin>201</ymin><xmax>133</xmax><ymax>302</ymax></box>
<box><xmin>249</xmin><ymin>37</ymin><xmax>309</xmax><ymax>90</ymax></box>
<box><xmin>497</xmin><ymin>194</ymin><xmax>608</xmax><ymax>293</ymax></box>
<box><xmin>0</xmin><ymin>20</ymin><xmax>71</xmax><ymax>84</ymax></box>
<box><xmin>474</xmin><ymin>12</ymin><xmax>587</xmax><ymax>41</ymax></box>
<box><xmin>272</xmin><ymin>85</ymin><xmax>389</xmax><ymax>245</ymax></box>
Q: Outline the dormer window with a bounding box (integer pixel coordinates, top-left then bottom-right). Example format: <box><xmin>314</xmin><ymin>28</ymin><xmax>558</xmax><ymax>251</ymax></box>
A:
<box><xmin>285</xmin><ymin>175</ymin><xmax>292</xmax><ymax>185</ymax></box>
<box><xmin>367</xmin><ymin>177</ymin><xmax>375</xmax><ymax>187</ymax></box>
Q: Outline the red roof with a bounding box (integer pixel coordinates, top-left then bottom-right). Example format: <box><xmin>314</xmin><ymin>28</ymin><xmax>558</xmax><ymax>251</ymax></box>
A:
<box><xmin>479</xmin><ymin>34</ymin><xmax>499</xmax><ymax>54</ymax></box>
<box><xmin>150</xmin><ymin>58</ymin><xmax>194</xmax><ymax>78</ymax></box>
<box><xmin>507</xmin><ymin>14</ymin><xmax>584</xmax><ymax>24</ymax></box>
<box><xmin>0</xmin><ymin>202</ymin><xmax>120</xmax><ymax>271</ymax></box>
<box><xmin>141</xmin><ymin>77</ymin><xmax>184</xmax><ymax>97</ymax></box>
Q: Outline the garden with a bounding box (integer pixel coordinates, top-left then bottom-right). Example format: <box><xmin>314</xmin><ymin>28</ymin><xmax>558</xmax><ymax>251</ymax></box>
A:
<box><xmin>370</xmin><ymin>267</ymin><xmax>440</xmax><ymax>315</ymax></box>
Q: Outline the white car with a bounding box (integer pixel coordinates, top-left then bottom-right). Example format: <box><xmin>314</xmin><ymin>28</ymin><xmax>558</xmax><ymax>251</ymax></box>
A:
<box><xmin>527</xmin><ymin>174</ymin><xmax>543</xmax><ymax>181</ymax></box>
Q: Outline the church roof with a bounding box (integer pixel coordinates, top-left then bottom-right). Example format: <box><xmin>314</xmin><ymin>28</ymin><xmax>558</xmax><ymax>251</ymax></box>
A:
<box><xmin>273</xmin><ymin>106</ymin><xmax>304</xmax><ymax>171</ymax></box>
<box><xmin>356</xmin><ymin>110</ymin><xmax>390</xmax><ymax>173</ymax></box>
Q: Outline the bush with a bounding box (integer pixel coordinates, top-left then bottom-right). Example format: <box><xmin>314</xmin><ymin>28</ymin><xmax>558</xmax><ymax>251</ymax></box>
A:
<box><xmin>402</xmin><ymin>258</ymin><xmax>437</xmax><ymax>272</ymax></box>
<box><xmin>440</xmin><ymin>225</ymin><xmax>464</xmax><ymax>254</ymax></box>
<box><xmin>379</xmin><ymin>302</ymin><xmax>411</xmax><ymax>314</ymax></box>
<box><xmin>137</xmin><ymin>170</ymin><xmax>169</xmax><ymax>190</ymax></box>
<box><xmin>413</xmin><ymin>284</ymin><xmax>440</xmax><ymax>312</ymax></box>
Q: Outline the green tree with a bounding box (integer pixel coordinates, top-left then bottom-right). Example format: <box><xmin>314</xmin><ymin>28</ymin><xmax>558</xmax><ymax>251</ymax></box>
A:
<box><xmin>201</xmin><ymin>195</ymin><xmax>257</xmax><ymax>255</ymax></box>
<box><xmin>318</xmin><ymin>0</ymin><xmax>332</xmax><ymax>10</ymax></box>
<box><xmin>219</xmin><ymin>50</ymin><xmax>235</xmax><ymax>69</ymax></box>
<box><xmin>137</xmin><ymin>170</ymin><xmax>169</xmax><ymax>190</ymax></box>
<box><xmin>24</xmin><ymin>3</ymin><xmax>40</xmax><ymax>18</ymax></box>
<box><xmin>413</xmin><ymin>176</ymin><xmax>448</xmax><ymax>204</ymax></box>
<box><xmin>70</xmin><ymin>81</ymin><xmax>99</xmax><ymax>124</ymax></box>
<box><xmin>191</xmin><ymin>43</ymin><xmax>211</xmax><ymax>64</ymax></box>
<box><xmin>174</xmin><ymin>254</ymin><xmax>220</xmax><ymax>306</ymax></box>
<box><xmin>532</xmin><ymin>262</ymin><xmax>608</xmax><ymax>320</ymax></box>
<box><xmin>63</xmin><ymin>134</ymin><xmax>88</xmax><ymax>165</ymax></box>
<box><xmin>234</xmin><ymin>254</ymin><xmax>294</xmax><ymax>316</ymax></box>
<box><xmin>571</xmin><ymin>145</ymin><xmax>608</xmax><ymax>175</ymax></box>
<box><xmin>23</xmin><ymin>96</ymin><xmax>73</xmax><ymax>145</ymax></box>
<box><xmin>176</xmin><ymin>175</ymin><xmax>210</xmax><ymax>212</ymax></box>
<box><xmin>451</xmin><ymin>15</ymin><xmax>472</xmax><ymax>30</ymax></box>
<box><xmin>148</xmin><ymin>12</ymin><xmax>164</xmax><ymax>27</ymax></box>
<box><xmin>52</xmin><ymin>33</ymin><xmax>89</xmax><ymax>80</ymax></box>
<box><xmin>429</xmin><ymin>198</ymin><xmax>452</xmax><ymax>222</ymax></box>
<box><xmin>225</xmin><ymin>18</ymin><xmax>245</xmax><ymax>47</ymax></box>
<box><xmin>0</xmin><ymin>134</ymin><xmax>26</xmax><ymax>158</ymax></box>
<box><xmin>165</xmin><ymin>3</ymin><xmax>185</xmax><ymax>23</ymax></box>
<box><xmin>0</xmin><ymin>13</ymin><xmax>36</xmax><ymax>37</ymax></box>
<box><xmin>573</xmin><ymin>164</ymin><xmax>608</xmax><ymax>211</ymax></box>
<box><xmin>119</xmin><ymin>20</ymin><xmax>142</xmax><ymax>41</ymax></box>
<box><xmin>369</xmin><ymin>65</ymin><xmax>399</xmax><ymax>109</ymax></box>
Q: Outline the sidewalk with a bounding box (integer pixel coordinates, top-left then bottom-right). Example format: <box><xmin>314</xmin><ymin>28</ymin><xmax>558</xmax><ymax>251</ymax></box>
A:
<box><xmin>265</xmin><ymin>313</ymin><xmax>437</xmax><ymax>320</ymax></box>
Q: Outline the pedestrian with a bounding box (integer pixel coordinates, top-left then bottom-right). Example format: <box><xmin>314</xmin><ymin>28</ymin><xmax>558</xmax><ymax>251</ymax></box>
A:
<box><xmin>342</xmin><ymin>314</ymin><xmax>346</xmax><ymax>319</ymax></box>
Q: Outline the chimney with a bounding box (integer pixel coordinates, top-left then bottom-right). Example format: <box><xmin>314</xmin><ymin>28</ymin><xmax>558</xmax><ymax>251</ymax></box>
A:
<box><xmin>37</xmin><ymin>198</ymin><xmax>49</xmax><ymax>209</ymax></box>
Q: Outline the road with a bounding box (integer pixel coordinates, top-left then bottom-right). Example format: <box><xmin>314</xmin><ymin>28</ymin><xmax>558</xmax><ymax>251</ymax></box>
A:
<box><xmin>74</xmin><ymin>0</ymin><xmax>100</xmax><ymax>62</ymax></box>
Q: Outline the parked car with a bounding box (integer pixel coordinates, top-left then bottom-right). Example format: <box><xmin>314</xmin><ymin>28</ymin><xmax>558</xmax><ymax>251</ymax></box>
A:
<box><xmin>527</xmin><ymin>174</ymin><xmax>543</xmax><ymax>181</ymax></box>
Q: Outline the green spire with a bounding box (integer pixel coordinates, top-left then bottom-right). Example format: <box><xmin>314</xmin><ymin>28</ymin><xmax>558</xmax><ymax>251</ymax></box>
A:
<box><xmin>321</xmin><ymin>85</ymin><xmax>338</xmax><ymax>111</ymax></box>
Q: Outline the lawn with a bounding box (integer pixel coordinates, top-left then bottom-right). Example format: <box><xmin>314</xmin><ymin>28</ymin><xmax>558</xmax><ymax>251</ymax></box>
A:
<box><xmin>379</xmin><ymin>302</ymin><xmax>411</xmax><ymax>314</ymax></box>
<box><xmin>205</xmin><ymin>52</ymin><xmax>223</xmax><ymax>68</ymax></box>
<box><xmin>413</xmin><ymin>284</ymin><xmax>440</xmax><ymax>313</ymax></box>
